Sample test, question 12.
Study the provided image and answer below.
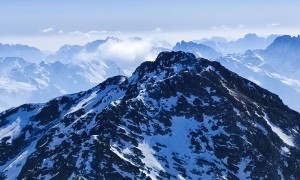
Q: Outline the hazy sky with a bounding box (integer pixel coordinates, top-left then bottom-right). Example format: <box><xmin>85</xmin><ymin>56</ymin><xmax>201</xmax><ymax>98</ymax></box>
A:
<box><xmin>1</xmin><ymin>0</ymin><xmax>300</xmax><ymax>51</ymax></box>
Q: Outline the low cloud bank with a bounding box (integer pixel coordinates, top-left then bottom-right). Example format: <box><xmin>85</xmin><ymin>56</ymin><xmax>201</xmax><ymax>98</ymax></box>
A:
<box><xmin>75</xmin><ymin>38</ymin><xmax>171</xmax><ymax>75</ymax></box>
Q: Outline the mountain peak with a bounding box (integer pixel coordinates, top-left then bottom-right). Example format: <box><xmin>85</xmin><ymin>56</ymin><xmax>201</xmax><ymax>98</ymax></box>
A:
<box><xmin>131</xmin><ymin>51</ymin><xmax>199</xmax><ymax>81</ymax></box>
<box><xmin>243</xmin><ymin>33</ymin><xmax>259</xmax><ymax>39</ymax></box>
<box><xmin>155</xmin><ymin>51</ymin><xmax>197</xmax><ymax>65</ymax></box>
<box><xmin>1</xmin><ymin>51</ymin><xmax>300</xmax><ymax>179</ymax></box>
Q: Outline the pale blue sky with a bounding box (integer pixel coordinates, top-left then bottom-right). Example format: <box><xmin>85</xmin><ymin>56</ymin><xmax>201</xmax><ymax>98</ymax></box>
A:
<box><xmin>0</xmin><ymin>0</ymin><xmax>299</xmax><ymax>50</ymax></box>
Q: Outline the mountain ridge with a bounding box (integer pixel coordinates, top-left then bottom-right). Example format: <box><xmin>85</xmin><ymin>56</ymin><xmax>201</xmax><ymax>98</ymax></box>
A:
<box><xmin>194</xmin><ymin>33</ymin><xmax>279</xmax><ymax>54</ymax></box>
<box><xmin>0</xmin><ymin>43</ymin><xmax>44</xmax><ymax>63</ymax></box>
<box><xmin>1</xmin><ymin>51</ymin><xmax>300</xmax><ymax>179</ymax></box>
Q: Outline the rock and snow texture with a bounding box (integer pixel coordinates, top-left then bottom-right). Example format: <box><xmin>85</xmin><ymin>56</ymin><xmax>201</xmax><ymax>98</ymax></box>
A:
<box><xmin>173</xmin><ymin>39</ymin><xmax>300</xmax><ymax>112</ymax></box>
<box><xmin>1</xmin><ymin>51</ymin><xmax>300</xmax><ymax>179</ymax></box>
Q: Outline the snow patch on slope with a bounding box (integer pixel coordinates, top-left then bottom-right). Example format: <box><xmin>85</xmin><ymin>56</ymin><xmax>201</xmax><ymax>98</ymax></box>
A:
<box><xmin>0</xmin><ymin>140</ymin><xmax>37</xmax><ymax>179</ymax></box>
<box><xmin>263</xmin><ymin>113</ymin><xmax>295</xmax><ymax>147</ymax></box>
<box><xmin>0</xmin><ymin>117</ymin><xmax>22</xmax><ymax>144</ymax></box>
<box><xmin>138</xmin><ymin>142</ymin><xmax>165</xmax><ymax>179</ymax></box>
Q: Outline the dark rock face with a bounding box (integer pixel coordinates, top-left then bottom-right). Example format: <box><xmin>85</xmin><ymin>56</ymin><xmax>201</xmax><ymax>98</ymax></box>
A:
<box><xmin>0</xmin><ymin>51</ymin><xmax>300</xmax><ymax>179</ymax></box>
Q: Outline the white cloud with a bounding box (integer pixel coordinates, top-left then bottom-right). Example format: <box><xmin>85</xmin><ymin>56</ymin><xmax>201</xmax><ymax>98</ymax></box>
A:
<box><xmin>67</xmin><ymin>30</ymin><xmax>120</xmax><ymax>38</ymax></box>
<box><xmin>74</xmin><ymin>38</ymin><xmax>170</xmax><ymax>75</ymax></box>
<box><xmin>88</xmin><ymin>30</ymin><xmax>107</xmax><ymax>34</ymax></box>
<box><xmin>68</xmin><ymin>31</ymin><xmax>84</xmax><ymax>35</ymax></box>
<box><xmin>58</xmin><ymin>30</ymin><xmax>64</xmax><ymax>34</ymax></box>
<box><xmin>98</xmin><ymin>39</ymin><xmax>153</xmax><ymax>62</ymax></box>
<box><xmin>153</xmin><ymin>27</ymin><xmax>162</xmax><ymax>32</ymax></box>
<box><xmin>212</xmin><ymin>26</ymin><xmax>218</xmax><ymax>30</ymax></box>
<box><xmin>68</xmin><ymin>31</ymin><xmax>91</xmax><ymax>38</ymax></box>
<box><xmin>113</xmin><ymin>31</ymin><xmax>122</xmax><ymax>34</ymax></box>
<box><xmin>212</xmin><ymin>25</ymin><xmax>229</xmax><ymax>30</ymax></box>
<box><xmin>267</xmin><ymin>23</ymin><xmax>280</xmax><ymax>27</ymax></box>
<box><xmin>42</xmin><ymin>27</ymin><xmax>54</xmax><ymax>33</ymax></box>
<box><xmin>238</xmin><ymin>24</ymin><xmax>244</xmax><ymax>28</ymax></box>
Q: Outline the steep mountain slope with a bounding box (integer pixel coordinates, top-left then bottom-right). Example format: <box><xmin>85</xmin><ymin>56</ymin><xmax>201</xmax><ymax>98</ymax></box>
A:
<box><xmin>1</xmin><ymin>51</ymin><xmax>300</xmax><ymax>179</ymax></box>
<box><xmin>217</xmin><ymin>50</ymin><xmax>300</xmax><ymax>112</ymax></box>
<box><xmin>260</xmin><ymin>35</ymin><xmax>300</xmax><ymax>79</ymax></box>
<box><xmin>173</xmin><ymin>41</ymin><xmax>222</xmax><ymax>60</ymax></box>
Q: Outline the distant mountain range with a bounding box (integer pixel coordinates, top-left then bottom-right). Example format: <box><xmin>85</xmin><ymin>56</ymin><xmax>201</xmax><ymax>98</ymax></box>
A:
<box><xmin>173</xmin><ymin>41</ymin><xmax>222</xmax><ymax>60</ymax></box>
<box><xmin>0</xmin><ymin>34</ymin><xmax>300</xmax><ymax>113</ymax></box>
<box><xmin>0</xmin><ymin>34</ymin><xmax>278</xmax><ymax>64</ymax></box>
<box><xmin>0</xmin><ymin>57</ymin><xmax>121</xmax><ymax>112</ymax></box>
<box><xmin>258</xmin><ymin>35</ymin><xmax>300</xmax><ymax>79</ymax></box>
<box><xmin>0</xmin><ymin>38</ymin><xmax>169</xmax><ymax>111</ymax></box>
<box><xmin>194</xmin><ymin>33</ymin><xmax>279</xmax><ymax>54</ymax></box>
<box><xmin>45</xmin><ymin>38</ymin><xmax>110</xmax><ymax>64</ymax></box>
<box><xmin>0</xmin><ymin>43</ymin><xmax>44</xmax><ymax>63</ymax></box>
<box><xmin>1</xmin><ymin>51</ymin><xmax>299</xmax><ymax>179</ymax></box>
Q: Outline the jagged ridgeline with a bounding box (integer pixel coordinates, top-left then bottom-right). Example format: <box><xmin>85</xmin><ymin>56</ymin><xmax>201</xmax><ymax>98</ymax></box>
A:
<box><xmin>0</xmin><ymin>51</ymin><xmax>300</xmax><ymax>179</ymax></box>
